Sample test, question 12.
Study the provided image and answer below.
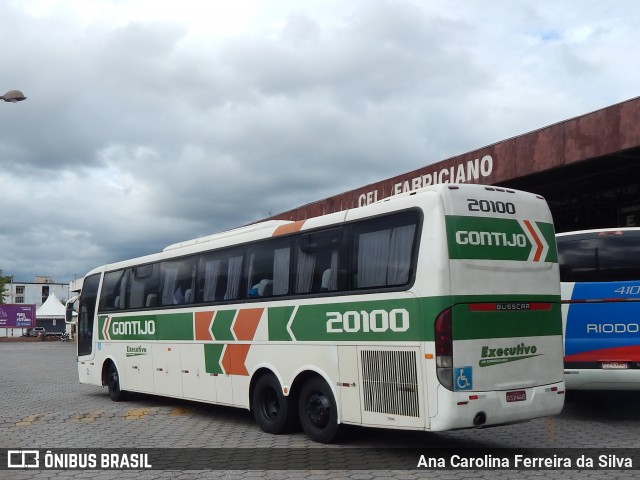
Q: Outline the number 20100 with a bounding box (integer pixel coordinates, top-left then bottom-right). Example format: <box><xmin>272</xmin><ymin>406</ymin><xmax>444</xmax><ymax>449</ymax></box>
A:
<box><xmin>326</xmin><ymin>309</ymin><xmax>410</xmax><ymax>333</ymax></box>
<box><xmin>467</xmin><ymin>198</ymin><xmax>516</xmax><ymax>214</ymax></box>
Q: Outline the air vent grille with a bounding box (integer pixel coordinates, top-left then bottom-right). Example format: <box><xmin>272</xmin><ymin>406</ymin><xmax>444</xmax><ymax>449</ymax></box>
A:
<box><xmin>361</xmin><ymin>350</ymin><xmax>419</xmax><ymax>417</ymax></box>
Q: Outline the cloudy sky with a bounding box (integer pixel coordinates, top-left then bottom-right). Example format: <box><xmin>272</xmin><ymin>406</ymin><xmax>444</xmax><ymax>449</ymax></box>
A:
<box><xmin>1</xmin><ymin>0</ymin><xmax>639</xmax><ymax>284</ymax></box>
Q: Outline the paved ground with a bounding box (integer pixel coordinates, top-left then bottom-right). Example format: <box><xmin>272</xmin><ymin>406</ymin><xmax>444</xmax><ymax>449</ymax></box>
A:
<box><xmin>1</xmin><ymin>342</ymin><xmax>639</xmax><ymax>479</ymax></box>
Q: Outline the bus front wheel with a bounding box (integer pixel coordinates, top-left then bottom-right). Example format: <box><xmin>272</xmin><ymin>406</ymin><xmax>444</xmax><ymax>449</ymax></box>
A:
<box><xmin>105</xmin><ymin>362</ymin><xmax>127</xmax><ymax>402</ymax></box>
<box><xmin>298</xmin><ymin>376</ymin><xmax>342</xmax><ymax>443</ymax></box>
<box><xmin>252</xmin><ymin>373</ymin><xmax>296</xmax><ymax>434</ymax></box>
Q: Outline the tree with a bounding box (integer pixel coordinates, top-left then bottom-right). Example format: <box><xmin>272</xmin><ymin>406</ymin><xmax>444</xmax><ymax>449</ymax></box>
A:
<box><xmin>0</xmin><ymin>270</ymin><xmax>11</xmax><ymax>304</ymax></box>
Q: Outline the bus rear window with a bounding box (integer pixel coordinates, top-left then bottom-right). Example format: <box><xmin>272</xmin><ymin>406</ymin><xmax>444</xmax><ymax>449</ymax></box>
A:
<box><xmin>557</xmin><ymin>230</ymin><xmax>640</xmax><ymax>282</ymax></box>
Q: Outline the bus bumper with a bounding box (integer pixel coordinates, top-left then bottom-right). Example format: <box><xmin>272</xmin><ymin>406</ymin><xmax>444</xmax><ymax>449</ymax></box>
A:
<box><xmin>429</xmin><ymin>381</ymin><xmax>565</xmax><ymax>431</ymax></box>
<box><xmin>78</xmin><ymin>359</ymin><xmax>103</xmax><ymax>386</ymax></box>
<box><xmin>565</xmin><ymin>369</ymin><xmax>640</xmax><ymax>390</ymax></box>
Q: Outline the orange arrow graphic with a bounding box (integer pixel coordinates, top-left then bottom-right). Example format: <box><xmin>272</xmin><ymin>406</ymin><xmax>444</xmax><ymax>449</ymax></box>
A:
<box><xmin>523</xmin><ymin>220</ymin><xmax>543</xmax><ymax>262</ymax></box>
<box><xmin>102</xmin><ymin>317</ymin><xmax>111</xmax><ymax>340</ymax></box>
<box><xmin>194</xmin><ymin>311</ymin><xmax>214</xmax><ymax>341</ymax></box>
<box><xmin>221</xmin><ymin>308</ymin><xmax>264</xmax><ymax>376</ymax></box>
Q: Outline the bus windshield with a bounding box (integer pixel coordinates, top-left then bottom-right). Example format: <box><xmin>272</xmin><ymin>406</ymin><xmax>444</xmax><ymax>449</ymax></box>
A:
<box><xmin>558</xmin><ymin>230</ymin><xmax>640</xmax><ymax>282</ymax></box>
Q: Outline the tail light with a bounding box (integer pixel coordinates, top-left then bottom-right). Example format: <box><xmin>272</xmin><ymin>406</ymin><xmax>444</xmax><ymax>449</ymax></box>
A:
<box><xmin>435</xmin><ymin>308</ymin><xmax>453</xmax><ymax>390</ymax></box>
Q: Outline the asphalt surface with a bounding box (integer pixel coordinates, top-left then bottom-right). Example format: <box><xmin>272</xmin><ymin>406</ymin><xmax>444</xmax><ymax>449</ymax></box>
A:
<box><xmin>1</xmin><ymin>341</ymin><xmax>639</xmax><ymax>479</ymax></box>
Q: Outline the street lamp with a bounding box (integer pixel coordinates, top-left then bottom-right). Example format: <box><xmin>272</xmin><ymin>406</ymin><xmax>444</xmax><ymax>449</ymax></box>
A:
<box><xmin>1</xmin><ymin>90</ymin><xmax>27</xmax><ymax>103</ymax></box>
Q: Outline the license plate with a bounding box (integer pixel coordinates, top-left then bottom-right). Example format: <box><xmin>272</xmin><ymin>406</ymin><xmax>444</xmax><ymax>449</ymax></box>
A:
<box><xmin>506</xmin><ymin>390</ymin><xmax>526</xmax><ymax>402</ymax></box>
<box><xmin>602</xmin><ymin>362</ymin><xmax>628</xmax><ymax>370</ymax></box>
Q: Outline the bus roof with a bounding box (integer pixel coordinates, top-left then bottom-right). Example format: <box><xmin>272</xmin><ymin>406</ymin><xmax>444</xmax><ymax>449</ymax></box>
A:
<box><xmin>83</xmin><ymin>183</ymin><xmax>546</xmax><ymax>277</ymax></box>
<box><xmin>163</xmin><ymin>220</ymin><xmax>293</xmax><ymax>252</ymax></box>
<box><xmin>556</xmin><ymin>227</ymin><xmax>640</xmax><ymax>238</ymax></box>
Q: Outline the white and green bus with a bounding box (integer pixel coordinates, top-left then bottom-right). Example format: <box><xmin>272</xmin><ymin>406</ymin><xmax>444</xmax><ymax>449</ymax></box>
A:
<box><xmin>67</xmin><ymin>183</ymin><xmax>565</xmax><ymax>443</ymax></box>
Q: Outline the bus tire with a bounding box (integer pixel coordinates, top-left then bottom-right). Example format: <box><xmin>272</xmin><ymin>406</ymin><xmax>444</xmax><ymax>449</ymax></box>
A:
<box><xmin>298</xmin><ymin>376</ymin><xmax>342</xmax><ymax>444</ymax></box>
<box><xmin>106</xmin><ymin>362</ymin><xmax>127</xmax><ymax>402</ymax></box>
<box><xmin>252</xmin><ymin>373</ymin><xmax>296</xmax><ymax>434</ymax></box>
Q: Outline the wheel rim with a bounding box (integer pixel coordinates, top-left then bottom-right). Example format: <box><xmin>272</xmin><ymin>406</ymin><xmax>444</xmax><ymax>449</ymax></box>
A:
<box><xmin>305</xmin><ymin>391</ymin><xmax>330</xmax><ymax>428</ymax></box>
<box><xmin>261</xmin><ymin>388</ymin><xmax>279</xmax><ymax>420</ymax></box>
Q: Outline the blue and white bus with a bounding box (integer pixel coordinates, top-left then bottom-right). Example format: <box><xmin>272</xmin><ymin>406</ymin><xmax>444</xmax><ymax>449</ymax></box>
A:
<box><xmin>558</xmin><ymin>228</ymin><xmax>640</xmax><ymax>390</ymax></box>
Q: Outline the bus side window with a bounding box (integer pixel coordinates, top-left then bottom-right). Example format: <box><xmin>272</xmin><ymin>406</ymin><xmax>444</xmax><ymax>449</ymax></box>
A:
<box><xmin>200</xmin><ymin>258</ymin><xmax>223</xmax><ymax>302</ymax></box>
<box><xmin>129</xmin><ymin>264</ymin><xmax>159</xmax><ymax>309</ymax></box>
<box><xmin>224</xmin><ymin>255</ymin><xmax>243</xmax><ymax>300</ymax></box>
<box><xmin>100</xmin><ymin>269</ymin><xmax>128</xmax><ymax>311</ymax></box>
<box><xmin>272</xmin><ymin>247</ymin><xmax>290</xmax><ymax>296</ymax></box>
<box><xmin>296</xmin><ymin>228</ymin><xmax>344</xmax><ymax>294</ymax></box>
<box><xmin>160</xmin><ymin>257</ymin><xmax>197</xmax><ymax>306</ymax></box>
<box><xmin>353</xmin><ymin>215</ymin><xmax>417</xmax><ymax>289</ymax></box>
<box><xmin>199</xmin><ymin>249</ymin><xmax>245</xmax><ymax>303</ymax></box>
<box><xmin>246</xmin><ymin>240</ymin><xmax>290</xmax><ymax>298</ymax></box>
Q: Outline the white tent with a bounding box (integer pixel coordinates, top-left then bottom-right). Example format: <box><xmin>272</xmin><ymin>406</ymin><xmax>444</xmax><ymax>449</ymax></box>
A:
<box><xmin>36</xmin><ymin>291</ymin><xmax>66</xmax><ymax>319</ymax></box>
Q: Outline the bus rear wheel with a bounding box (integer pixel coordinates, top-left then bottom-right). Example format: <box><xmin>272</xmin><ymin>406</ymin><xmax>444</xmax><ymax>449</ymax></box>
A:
<box><xmin>252</xmin><ymin>373</ymin><xmax>296</xmax><ymax>434</ymax></box>
<box><xmin>105</xmin><ymin>362</ymin><xmax>127</xmax><ymax>402</ymax></box>
<box><xmin>298</xmin><ymin>376</ymin><xmax>342</xmax><ymax>443</ymax></box>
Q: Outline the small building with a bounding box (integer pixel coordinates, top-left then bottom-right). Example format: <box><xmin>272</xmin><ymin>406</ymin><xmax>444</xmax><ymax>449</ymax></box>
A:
<box><xmin>4</xmin><ymin>276</ymin><xmax>70</xmax><ymax>308</ymax></box>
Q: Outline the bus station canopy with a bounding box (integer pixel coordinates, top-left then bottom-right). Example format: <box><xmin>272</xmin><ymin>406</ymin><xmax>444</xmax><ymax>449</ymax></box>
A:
<box><xmin>36</xmin><ymin>292</ymin><xmax>66</xmax><ymax>319</ymax></box>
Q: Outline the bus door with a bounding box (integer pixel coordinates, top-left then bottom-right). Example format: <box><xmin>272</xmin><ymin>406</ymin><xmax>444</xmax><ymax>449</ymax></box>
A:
<box><xmin>76</xmin><ymin>273</ymin><xmax>101</xmax><ymax>359</ymax></box>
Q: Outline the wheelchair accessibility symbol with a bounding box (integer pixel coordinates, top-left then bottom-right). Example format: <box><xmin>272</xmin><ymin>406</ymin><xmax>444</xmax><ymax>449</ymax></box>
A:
<box><xmin>454</xmin><ymin>366</ymin><xmax>473</xmax><ymax>391</ymax></box>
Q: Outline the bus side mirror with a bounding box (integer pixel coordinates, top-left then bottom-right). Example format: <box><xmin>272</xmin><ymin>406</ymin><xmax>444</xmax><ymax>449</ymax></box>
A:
<box><xmin>65</xmin><ymin>296</ymin><xmax>78</xmax><ymax>324</ymax></box>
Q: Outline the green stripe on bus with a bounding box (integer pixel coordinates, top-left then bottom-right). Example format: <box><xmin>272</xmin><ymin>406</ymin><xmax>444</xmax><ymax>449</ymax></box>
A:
<box><xmin>99</xmin><ymin>313</ymin><xmax>194</xmax><ymax>341</ymax></box>
<box><xmin>268</xmin><ymin>306</ymin><xmax>295</xmax><ymax>341</ymax></box>
<box><xmin>268</xmin><ymin>295</ymin><xmax>560</xmax><ymax>342</ymax></box>
<box><xmin>282</xmin><ymin>297</ymin><xmax>439</xmax><ymax>342</ymax></box>
<box><xmin>157</xmin><ymin>313</ymin><xmax>194</xmax><ymax>340</ymax></box>
<box><xmin>204</xmin><ymin>344</ymin><xmax>224</xmax><ymax>374</ymax></box>
<box><xmin>451</xmin><ymin>301</ymin><xmax>562</xmax><ymax>340</ymax></box>
<box><xmin>446</xmin><ymin>216</ymin><xmax>557</xmax><ymax>262</ymax></box>
<box><xmin>97</xmin><ymin>293</ymin><xmax>560</xmax><ymax>343</ymax></box>
<box><xmin>211</xmin><ymin>310</ymin><xmax>236</xmax><ymax>341</ymax></box>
